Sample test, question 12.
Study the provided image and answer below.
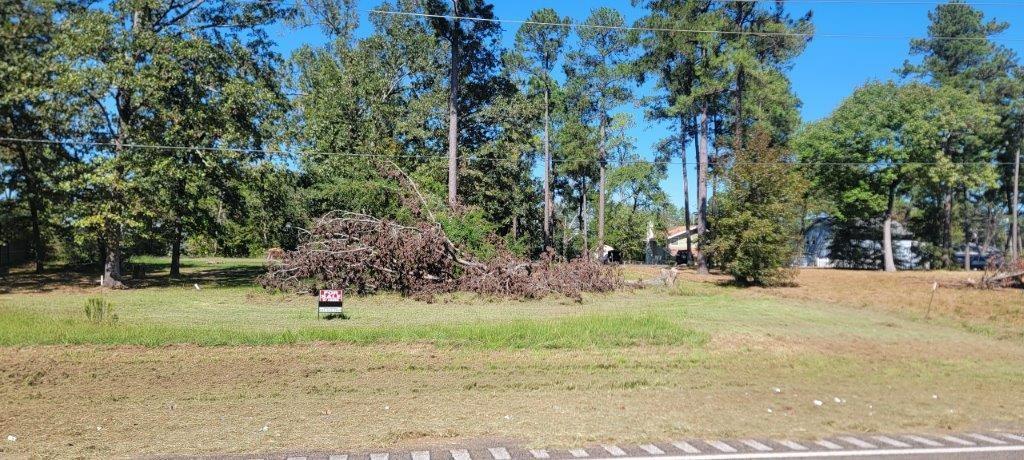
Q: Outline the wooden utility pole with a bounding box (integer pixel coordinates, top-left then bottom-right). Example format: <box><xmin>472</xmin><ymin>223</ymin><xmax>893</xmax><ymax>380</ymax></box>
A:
<box><xmin>446</xmin><ymin>1</ymin><xmax>460</xmax><ymax>209</ymax></box>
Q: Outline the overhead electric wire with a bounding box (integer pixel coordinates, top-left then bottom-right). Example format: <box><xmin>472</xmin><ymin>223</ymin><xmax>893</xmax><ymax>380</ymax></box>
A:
<box><xmin>361</xmin><ymin>8</ymin><xmax>1024</xmax><ymax>42</ymax></box>
<box><xmin>2</xmin><ymin>137</ymin><xmax>1019</xmax><ymax>167</ymax></box>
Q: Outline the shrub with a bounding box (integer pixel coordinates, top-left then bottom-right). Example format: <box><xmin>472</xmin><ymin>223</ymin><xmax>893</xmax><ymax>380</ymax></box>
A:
<box><xmin>84</xmin><ymin>297</ymin><xmax>118</xmax><ymax>324</ymax></box>
<box><xmin>706</xmin><ymin>130</ymin><xmax>807</xmax><ymax>286</ymax></box>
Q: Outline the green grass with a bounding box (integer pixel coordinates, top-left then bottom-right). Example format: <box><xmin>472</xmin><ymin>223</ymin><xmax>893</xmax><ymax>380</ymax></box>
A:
<box><xmin>0</xmin><ymin>308</ymin><xmax>706</xmax><ymax>348</ymax></box>
<box><xmin>0</xmin><ymin>256</ymin><xmax>1017</xmax><ymax>348</ymax></box>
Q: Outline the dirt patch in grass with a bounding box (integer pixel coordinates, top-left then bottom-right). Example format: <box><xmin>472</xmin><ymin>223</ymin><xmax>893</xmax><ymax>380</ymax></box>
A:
<box><xmin>1</xmin><ymin>341</ymin><xmax>1022</xmax><ymax>458</ymax></box>
<box><xmin>633</xmin><ymin>266</ymin><xmax>1024</xmax><ymax>332</ymax></box>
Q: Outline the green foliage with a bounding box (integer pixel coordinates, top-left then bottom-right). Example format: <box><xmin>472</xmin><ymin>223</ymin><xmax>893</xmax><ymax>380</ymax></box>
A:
<box><xmin>83</xmin><ymin>298</ymin><xmax>117</xmax><ymax>324</ymax></box>
<box><xmin>707</xmin><ymin>131</ymin><xmax>807</xmax><ymax>286</ymax></box>
<box><xmin>438</xmin><ymin>207</ymin><xmax>499</xmax><ymax>260</ymax></box>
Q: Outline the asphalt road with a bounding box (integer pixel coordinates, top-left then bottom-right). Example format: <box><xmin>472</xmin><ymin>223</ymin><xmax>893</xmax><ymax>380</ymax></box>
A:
<box><xmin>193</xmin><ymin>432</ymin><xmax>1024</xmax><ymax>460</ymax></box>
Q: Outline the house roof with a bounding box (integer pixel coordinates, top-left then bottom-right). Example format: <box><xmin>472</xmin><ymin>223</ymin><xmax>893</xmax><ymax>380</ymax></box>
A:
<box><xmin>667</xmin><ymin>225</ymin><xmax>698</xmax><ymax>238</ymax></box>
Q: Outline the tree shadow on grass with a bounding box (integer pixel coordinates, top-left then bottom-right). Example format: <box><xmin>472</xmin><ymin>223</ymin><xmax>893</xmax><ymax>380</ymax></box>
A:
<box><xmin>129</xmin><ymin>264</ymin><xmax>264</xmax><ymax>289</ymax></box>
<box><xmin>0</xmin><ymin>261</ymin><xmax>265</xmax><ymax>294</ymax></box>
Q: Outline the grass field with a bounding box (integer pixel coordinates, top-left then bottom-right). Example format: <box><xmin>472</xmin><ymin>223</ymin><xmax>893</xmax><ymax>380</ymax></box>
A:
<box><xmin>1</xmin><ymin>258</ymin><xmax>1023</xmax><ymax>457</ymax></box>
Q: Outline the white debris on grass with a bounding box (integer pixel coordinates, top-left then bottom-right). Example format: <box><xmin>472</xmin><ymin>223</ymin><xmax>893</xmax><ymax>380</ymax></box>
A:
<box><xmin>767</xmin><ymin>408</ymin><xmax>773</xmax><ymax>413</ymax></box>
<box><xmin>772</xmin><ymin>387</ymin><xmax>782</xmax><ymax>394</ymax></box>
<box><xmin>813</xmin><ymin>399</ymin><xmax>823</xmax><ymax>406</ymax></box>
<box><xmin>193</xmin><ymin>283</ymin><xmax>201</xmax><ymax>290</ymax></box>
<box><xmin>260</xmin><ymin>425</ymin><xmax>269</xmax><ymax>432</ymax></box>
<box><xmin>6</xmin><ymin>435</ymin><xmax>15</xmax><ymax>442</ymax></box>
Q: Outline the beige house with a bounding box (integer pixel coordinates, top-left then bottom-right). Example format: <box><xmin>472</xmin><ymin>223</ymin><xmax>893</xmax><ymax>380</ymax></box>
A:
<box><xmin>666</xmin><ymin>225</ymin><xmax>699</xmax><ymax>255</ymax></box>
<box><xmin>645</xmin><ymin>223</ymin><xmax>699</xmax><ymax>264</ymax></box>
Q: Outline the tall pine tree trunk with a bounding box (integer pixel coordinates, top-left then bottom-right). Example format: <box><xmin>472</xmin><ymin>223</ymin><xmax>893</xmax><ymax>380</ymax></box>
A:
<box><xmin>597</xmin><ymin>116</ymin><xmax>606</xmax><ymax>261</ymax></box>
<box><xmin>1011</xmin><ymin>145</ymin><xmax>1020</xmax><ymax>262</ymax></box>
<box><xmin>446</xmin><ymin>15</ymin><xmax>460</xmax><ymax>209</ymax></box>
<box><xmin>696</xmin><ymin>103</ymin><xmax>710</xmax><ymax>274</ymax></box>
<box><xmin>680</xmin><ymin>116</ymin><xmax>692</xmax><ymax>265</ymax></box>
<box><xmin>580</xmin><ymin>178</ymin><xmax>588</xmax><ymax>257</ymax></box>
<box><xmin>962</xmin><ymin>188</ymin><xmax>971</xmax><ymax>271</ymax></box>
<box><xmin>543</xmin><ymin>87</ymin><xmax>552</xmax><ymax>250</ymax></box>
<box><xmin>882</xmin><ymin>181</ymin><xmax>897</xmax><ymax>272</ymax></box>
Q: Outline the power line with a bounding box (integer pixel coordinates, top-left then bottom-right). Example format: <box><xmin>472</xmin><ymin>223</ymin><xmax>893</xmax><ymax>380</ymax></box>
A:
<box><xmin>2</xmin><ymin>137</ymin><xmax>1019</xmax><ymax>167</ymax></box>
<box><xmin>710</xmin><ymin>0</ymin><xmax>1024</xmax><ymax>4</ymax></box>
<box><xmin>363</xmin><ymin>8</ymin><xmax>1024</xmax><ymax>42</ymax></box>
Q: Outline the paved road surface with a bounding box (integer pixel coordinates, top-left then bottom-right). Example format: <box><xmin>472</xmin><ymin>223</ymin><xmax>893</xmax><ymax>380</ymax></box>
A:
<box><xmin>189</xmin><ymin>432</ymin><xmax>1024</xmax><ymax>460</ymax></box>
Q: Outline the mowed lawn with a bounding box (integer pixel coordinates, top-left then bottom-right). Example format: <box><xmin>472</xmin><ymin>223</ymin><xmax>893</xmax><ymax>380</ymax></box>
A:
<box><xmin>1</xmin><ymin>258</ymin><xmax>1023</xmax><ymax>458</ymax></box>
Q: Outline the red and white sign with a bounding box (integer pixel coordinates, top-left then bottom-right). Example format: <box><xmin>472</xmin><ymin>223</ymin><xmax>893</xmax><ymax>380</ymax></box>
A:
<box><xmin>319</xmin><ymin>290</ymin><xmax>342</xmax><ymax>302</ymax></box>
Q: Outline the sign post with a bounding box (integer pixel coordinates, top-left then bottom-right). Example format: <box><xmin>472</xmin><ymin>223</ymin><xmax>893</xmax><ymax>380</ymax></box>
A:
<box><xmin>318</xmin><ymin>289</ymin><xmax>343</xmax><ymax>318</ymax></box>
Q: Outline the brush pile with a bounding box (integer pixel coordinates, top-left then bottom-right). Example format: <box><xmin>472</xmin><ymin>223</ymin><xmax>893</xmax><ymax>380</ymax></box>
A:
<box><xmin>259</xmin><ymin>212</ymin><xmax>622</xmax><ymax>301</ymax></box>
<box><xmin>259</xmin><ymin>162</ymin><xmax>623</xmax><ymax>301</ymax></box>
<box><xmin>977</xmin><ymin>257</ymin><xmax>1024</xmax><ymax>289</ymax></box>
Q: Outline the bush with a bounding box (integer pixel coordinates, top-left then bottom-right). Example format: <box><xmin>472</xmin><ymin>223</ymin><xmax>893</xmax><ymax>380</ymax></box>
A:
<box><xmin>706</xmin><ymin>130</ymin><xmax>807</xmax><ymax>286</ymax></box>
<box><xmin>83</xmin><ymin>297</ymin><xmax>118</xmax><ymax>324</ymax></box>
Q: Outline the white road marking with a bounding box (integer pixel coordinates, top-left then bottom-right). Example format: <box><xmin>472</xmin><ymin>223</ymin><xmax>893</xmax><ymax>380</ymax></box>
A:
<box><xmin>706</xmin><ymin>441</ymin><xmax>736</xmax><ymax>453</ymax></box>
<box><xmin>489</xmin><ymin>447</ymin><xmax>511</xmax><ymax>460</ymax></box>
<box><xmin>602</xmin><ymin>445</ymin><xmax>627</xmax><ymax>456</ymax></box>
<box><xmin>671</xmin><ymin>441</ymin><xmax>701</xmax><ymax>454</ymax></box>
<box><xmin>941</xmin><ymin>435</ymin><xmax>975</xmax><ymax>446</ymax></box>
<box><xmin>412</xmin><ymin>451</ymin><xmax>430</xmax><ymax>460</ymax></box>
<box><xmin>902</xmin><ymin>435</ymin><xmax>942</xmax><ymax>447</ymax></box>
<box><xmin>873</xmin><ymin>436</ymin><xmax>911</xmax><ymax>448</ymax></box>
<box><xmin>451</xmin><ymin>449</ymin><xmax>472</xmax><ymax>460</ymax></box>
<box><xmin>838</xmin><ymin>437</ymin><xmax>876</xmax><ymax>449</ymax></box>
<box><xmin>329</xmin><ymin>456</ymin><xmax>348</xmax><ymax>460</ymax></box>
<box><xmin>813</xmin><ymin>440</ymin><xmax>843</xmax><ymax>450</ymax></box>
<box><xmin>371</xmin><ymin>453</ymin><xmax>389</xmax><ymax>460</ymax></box>
<box><xmin>775</xmin><ymin>441</ymin><xmax>806</xmax><ymax>451</ymax></box>
<box><xmin>569</xmin><ymin>448</ymin><xmax>590</xmax><ymax>458</ymax></box>
<box><xmin>740</xmin><ymin>440</ymin><xmax>772</xmax><ymax>452</ymax></box>
<box><xmin>967</xmin><ymin>433</ymin><xmax>1008</xmax><ymax>444</ymax></box>
<box><xmin>639</xmin><ymin>444</ymin><xmax>665</xmax><ymax>455</ymax></box>
<box><xmin>998</xmin><ymin>432</ymin><xmax>1024</xmax><ymax>442</ymax></box>
<box><xmin>529</xmin><ymin>450</ymin><xmax>550</xmax><ymax>459</ymax></box>
<box><xmin>286</xmin><ymin>457</ymin><xmax>307</xmax><ymax>460</ymax></box>
<box><xmin>562</xmin><ymin>445</ymin><xmax>1024</xmax><ymax>460</ymax></box>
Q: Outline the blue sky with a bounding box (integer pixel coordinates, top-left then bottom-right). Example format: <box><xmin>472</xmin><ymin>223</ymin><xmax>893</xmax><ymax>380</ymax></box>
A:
<box><xmin>269</xmin><ymin>1</ymin><xmax>1024</xmax><ymax>211</ymax></box>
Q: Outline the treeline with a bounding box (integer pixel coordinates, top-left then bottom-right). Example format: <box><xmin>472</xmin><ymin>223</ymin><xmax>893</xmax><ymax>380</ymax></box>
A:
<box><xmin>796</xmin><ymin>3</ymin><xmax>1023</xmax><ymax>273</ymax></box>
<box><xmin>0</xmin><ymin>0</ymin><xmax>1021</xmax><ymax>287</ymax></box>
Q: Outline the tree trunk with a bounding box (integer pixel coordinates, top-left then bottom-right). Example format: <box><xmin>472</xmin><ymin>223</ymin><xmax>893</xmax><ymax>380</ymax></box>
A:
<box><xmin>941</xmin><ymin>186</ymin><xmax>953</xmax><ymax>268</ymax></box>
<box><xmin>597</xmin><ymin>115</ymin><xmax>606</xmax><ymax>261</ymax></box>
<box><xmin>962</xmin><ymin>188</ymin><xmax>972</xmax><ymax>271</ymax></box>
<box><xmin>170</xmin><ymin>220</ymin><xmax>182</xmax><ymax>278</ymax></box>
<box><xmin>16</xmin><ymin>150</ymin><xmax>44</xmax><ymax>273</ymax></box>
<box><xmin>696</xmin><ymin>103</ymin><xmax>709</xmax><ymax>274</ymax></box>
<box><xmin>446</xmin><ymin>12</ymin><xmax>460</xmax><ymax>209</ymax></box>
<box><xmin>680</xmin><ymin>116</ymin><xmax>692</xmax><ymax>266</ymax></box>
<box><xmin>1012</xmin><ymin>145</ymin><xmax>1020</xmax><ymax>262</ymax></box>
<box><xmin>734</xmin><ymin>65</ymin><xmax>744</xmax><ymax>151</ymax></box>
<box><xmin>101</xmin><ymin>229</ymin><xmax>124</xmax><ymax>288</ymax></box>
<box><xmin>543</xmin><ymin>87</ymin><xmax>552</xmax><ymax>250</ymax></box>
<box><xmin>580</xmin><ymin>178</ymin><xmax>588</xmax><ymax>257</ymax></box>
<box><xmin>882</xmin><ymin>182</ymin><xmax>897</xmax><ymax>272</ymax></box>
